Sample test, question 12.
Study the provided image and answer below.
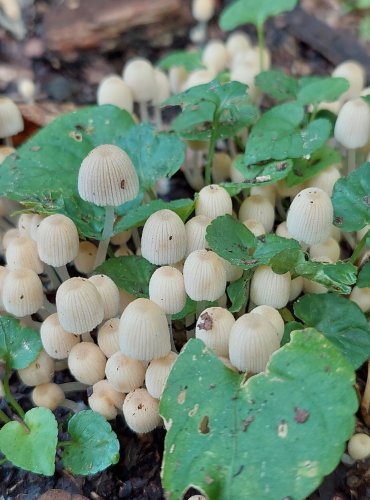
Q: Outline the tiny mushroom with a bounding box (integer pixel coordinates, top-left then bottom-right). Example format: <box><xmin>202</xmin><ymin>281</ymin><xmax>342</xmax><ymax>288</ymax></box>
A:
<box><xmin>105</xmin><ymin>352</ymin><xmax>146</xmax><ymax>393</ymax></box>
<box><xmin>97</xmin><ymin>75</ymin><xmax>133</xmax><ymax>113</ymax></box>
<box><xmin>195</xmin><ymin>184</ymin><xmax>232</xmax><ymax>220</ymax></box>
<box><xmin>97</xmin><ymin>317</ymin><xmax>120</xmax><ymax>358</ymax></box>
<box><xmin>88</xmin><ymin>379</ymin><xmax>126</xmax><ymax>420</ymax></box>
<box><xmin>145</xmin><ymin>351</ymin><xmax>178</xmax><ymax>400</ymax></box>
<box><xmin>40</xmin><ymin>313</ymin><xmax>80</xmax><ymax>360</ymax></box>
<box><xmin>347</xmin><ymin>433</ymin><xmax>370</xmax><ymax>460</ymax></box>
<box><xmin>122</xmin><ymin>388</ymin><xmax>162</xmax><ymax>434</ymax></box>
<box><xmin>195</xmin><ymin>307</ymin><xmax>235</xmax><ymax>357</ymax></box>
<box><xmin>18</xmin><ymin>350</ymin><xmax>55</xmax><ymax>386</ymax></box>
<box><xmin>250</xmin><ymin>265</ymin><xmax>291</xmax><ymax>309</ymax></box>
<box><xmin>88</xmin><ymin>274</ymin><xmax>120</xmax><ymax>320</ymax></box>
<box><xmin>3</xmin><ymin>267</ymin><xmax>44</xmax><ymax>317</ymax></box>
<box><xmin>0</xmin><ymin>97</ymin><xmax>24</xmax><ymax>145</ymax></box>
<box><xmin>149</xmin><ymin>266</ymin><xmax>186</xmax><ymax>315</ymax></box>
<box><xmin>68</xmin><ymin>342</ymin><xmax>106</xmax><ymax>385</ymax></box>
<box><xmin>122</xmin><ymin>57</ymin><xmax>156</xmax><ymax>122</ymax></box>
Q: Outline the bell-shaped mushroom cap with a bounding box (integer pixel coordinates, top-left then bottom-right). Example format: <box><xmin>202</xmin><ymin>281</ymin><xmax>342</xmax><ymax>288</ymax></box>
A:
<box><xmin>73</xmin><ymin>241</ymin><xmax>97</xmax><ymax>275</ymax></box>
<box><xmin>68</xmin><ymin>342</ymin><xmax>106</xmax><ymax>385</ymax></box>
<box><xmin>202</xmin><ymin>40</ymin><xmax>228</xmax><ymax>74</ymax></box>
<box><xmin>32</xmin><ymin>383</ymin><xmax>65</xmax><ymax>410</ymax></box>
<box><xmin>88</xmin><ymin>379</ymin><xmax>125</xmax><ymax>420</ymax></box>
<box><xmin>168</xmin><ymin>66</ymin><xmax>188</xmax><ymax>95</ymax></box>
<box><xmin>183</xmin><ymin>249</ymin><xmax>227</xmax><ymax>302</ymax></box>
<box><xmin>105</xmin><ymin>351</ymin><xmax>146</xmax><ymax>393</ymax></box>
<box><xmin>2</xmin><ymin>228</ymin><xmax>20</xmax><ymax>252</ymax></box>
<box><xmin>286</xmin><ymin>187</ymin><xmax>333</xmax><ymax>245</ymax></box>
<box><xmin>145</xmin><ymin>351</ymin><xmax>177</xmax><ymax>400</ymax></box>
<box><xmin>18</xmin><ymin>213</ymin><xmax>34</xmax><ymax>237</ymax></box>
<box><xmin>239</xmin><ymin>195</ymin><xmax>275</xmax><ymax>233</ymax></box>
<box><xmin>97</xmin><ymin>317</ymin><xmax>120</xmax><ymax>357</ymax></box>
<box><xmin>122</xmin><ymin>58</ymin><xmax>156</xmax><ymax>103</ymax></box>
<box><xmin>309</xmin><ymin>237</ymin><xmax>341</xmax><ymax>262</ymax></box>
<box><xmin>334</xmin><ymin>98</ymin><xmax>370</xmax><ymax>149</ymax></box>
<box><xmin>243</xmin><ymin>219</ymin><xmax>266</xmax><ymax>237</ymax></box>
<box><xmin>149</xmin><ymin>266</ymin><xmax>186</xmax><ymax>315</ymax></box>
<box><xmin>226</xmin><ymin>31</ymin><xmax>251</xmax><ymax>59</ymax></box>
<box><xmin>192</xmin><ymin>0</ymin><xmax>215</xmax><ymax>22</ymax></box>
<box><xmin>182</xmin><ymin>69</ymin><xmax>215</xmax><ymax>91</ymax></box>
<box><xmin>29</xmin><ymin>214</ymin><xmax>46</xmax><ymax>241</ymax></box>
<box><xmin>37</xmin><ymin>214</ymin><xmax>79</xmax><ymax>267</ymax></box>
<box><xmin>18</xmin><ymin>350</ymin><xmax>55</xmax><ymax>386</ymax></box>
<box><xmin>347</xmin><ymin>433</ymin><xmax>370</xmax><ymax>461</ymax></box>
<box><xmin>195</xmin><ymin>307</ymin><xmax>235</xmax><ymax>357</ymax></box>
<box><xmin>332</xmin><ymin>60</ymin><xmax>365</xmax><ymax>102</ymax></box>
<box><xmin>185</xmin><ymin>214</ymin><xmax>211</xmax><ymax>257</ymax></box>
<box><xmin>229</xmin><ymin>313</ymin><xmax>280</xmax><ymax>373</ymax></box>
<box><xmin>56</xmin><ymin>277</ymin><xmax>104</xmax><ymax>334</ymax></box>
<box><xmin>141</xmin><ymin>209</ymin><xmax>187</xmax><ymax>265</ymax></box>
<box><xmin>0</xmin><ymin>97</ymin><xmax>24</xmax><ymax>138</ymax></box>
<box><xmin>78</xmin><ymin>144</ymin><xmax>139</xmax><ymax>207</ymax></box>
<box><xmin>119</xmin><ymin>298</ymin><xmax>171</xmax><ymax>361</ymax></box>
<box><xmin>110</xmin><ymin>228</ymin><xmax>132</xmax><ymax>246</ymax></box>
<box><xmin>88</xmin><ymin>274</ymin><xmax>120</xmax><ymax>320</ymax></box>
<box><xmin>289</xmin><ymin>276</ymin><xmax>304</xmax><ymax>302</ymax></box>
<box><xmin>220</xmin><ymin>257</ymin><xmax>243</xmax><ymax>282</ymax></box>
<box><xmin>212</xmin><ymin>152</ymin><xmax>232</xmax><ymax>184</ymax></box>
<box><xmin>97</xmin><ymin>75</ymin><xmax>133</xmax><ymax>113</ymax></box>
<box><xmin>6</xmin><ymin>236</ymin><xmax>44</xmax><ymax>274</ymax></box>
<box><xmin>349</xmin><ymin>286</ymin><xmax>370</xmax><ymax>313</ymax></box>
<box><xmin>3</xmin><ymin>267</ymin><xmax>44</xmax><ymax>317</ymax></box>
<box><xmin>122</xmin><ymin>388</ymin><xmax>162</xmax><ymax>433</ymax></box>
<box><xmin>195</xmin><ymin>184</ymin><xmax>232</xmax><ymax>220</ymax></box>
<box><xmin>250</xmin><ymin>265</ymin><xmax>291</xmax><ymax>309</ymax></box>
<box><xmin>40</xmin><ymin>313</ymin><xmax>80</xmax><ymax>360</ymax></box>
<box><xmin>251</xmin><ymin>304</ymin><xmax>284</xmax><ymax>341</ymax></box>
<box><xmin>305</xmin><ymin>165</ymin><xmax>341</xmax><ymax>196</ymax></box>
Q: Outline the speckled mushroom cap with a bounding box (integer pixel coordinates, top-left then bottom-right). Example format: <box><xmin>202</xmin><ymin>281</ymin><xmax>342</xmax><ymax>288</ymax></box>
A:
<box><xmin>105</xmin><ymin>351</ymin><xmax>146</xmax><ymax>393</ymax></box>
<box><xmin>286</xmin><ymin>187</ymin><xmax>333</xmax><ymax>245</ymax></box>
<box><xmin>141</xmin><ymin>209</ymin><xmax>187</xmax><ymax>265</ymax></box>
<box><xmin>149</xmin><ymin>266</ymin><xmax>186</xmax><ymax>315</ymax></box>
<box><xmin>78</xmin><ymin>144</ymin><xmax>139</xmax><ymax>207</ymax></box>
<box><xmin>250</xmin><ymin>265</ymin><xmax>291</xmax><ymax>309</ymax></box>
<box><xmin>56</xmin><ymin>277</ymin><xmax>104</xmax><ymax>334</ymax></box>
<box><xmin>119</xmin><ymin>298</ymin><xmax>171</xmax><ymax>361</ymax></box>
<box><xmin>195</xmin><ymin>184</ymin><xmax>232</xmax><ymax>220</ymax></box>
<box><xmin>36</xmin><ymin>214</ymin><xmax>79</xmax><ymax>267</ymax></box>
<box><xmin>40</xmin><ymin>313</ymin><xmax>80</xmax><ymax>360</ymax></box>
<box><xmin>183</xmin><ymin>249</ymin><xmax>226</xmax><ymax>302</ymax></box>
<box><xmin>334</xmin><ymin>98</ymin><xmax>370</xmax><ymax>149</ymax></box>
<box><xmin>122</xmin><ymin>388</ymin><xmax>162</xmax><ymax>434</ymax></box>
<box><xmin>88</xmin><ymin>379</ymin><xmax>126</xmax><ymax>420</ymax></box>
<box><xmin>3</xmin><ymin>267</ymin><xmax>44</xmax><ymax>317</ymax></box>
<box><xmin>195</xmin><ymin>307</ymin><xmax>235</xmax><ymax>357</ymax></box>
<box><xmin>0</xmin><ymin>97</ymin><xmax>24</xmax><ymax>138</ymax></box>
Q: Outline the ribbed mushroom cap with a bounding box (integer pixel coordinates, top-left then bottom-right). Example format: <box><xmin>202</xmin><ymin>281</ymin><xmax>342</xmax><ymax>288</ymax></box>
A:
<box><xmin>141</xmin><ymin>209</ymin><xmax>187</xmax><ymax>265</ymax></box>
<box><xmin>3</xmin><ymin>267</ymin><xmax>44</xmax><ymax>317</ymax></box>
<box><xmin>334</xmin><ymin>98</ymin><xmax>370</xmax><ymax>149</ymax></box>
<box><xmin>183</xmin><ymin>249</ymin><xmax>227</xmax><ymax>302</ymax></box>
<box><xmin>195</xmin><ymin>307</ymin><xmax>235</xmax><ymax>357</ymax></box>
<box><xmin>192</xmin><ymin>0</ymin><xmax>215</xmax><ymax>22</ymax></box>
<box><xmin>40</xmin><ymin>313</ymin><xmax>80</xmax><ymax>360</ymax></box>
<box><xmin>6</xmin><ymin>236</ymin><xmax>44</xmax><ymax>274</ymax></box>
<box><xmin>239</xmin><ymin>195</ymin><xmax>275</xmax><ymax>233</ymax></box>
<box><xmin>251</xmin><ymin>305</ymin><xmax>284</xmax><ymax>341</ymax></box>
<box><xmin>122</xmin><ymin>388</ymin><xmax>162</xmax><ymax>433</ymax></box>
<box><xmin>145</xmin><ymin>352</ymin><xmax>177</xmax><ymax>400</ymax></box>
<box><xmin>195</xmin><ymin>184</ymin><xmax>232</xmax><ymax>220</ymax></box>
<box><xmin>88</xmin><ymin>274</ymin><xmax>120</xmax><ymax>320</ymax></box>
<box><xmin>119</xmin><ymin>298</ymin><xmax>171</xmax><ymax>361</ymax></box>
<box><xmin>18</xmin><ymin>213</ymin><xmax>34</xmax><ymax>237</ymax></box>
<box><xmin>0</xmin><ymin>97</ymin><xmax>24</xmax><ymax>137</ymax></box>
<box><xmin>88</xmin><ymin>379</ymin><xmax>125</xmax><ymax>420</ymax></box>
<box><xmin>29</xmin><ymin>214</ymin><xmax>46</xmax><ymax>241</ymax></box>
<box><xmin>32</xmin><ymin>383</ymin><xmax>65</xmax><ymax>410</ymax></box>
<box><xmin>289</xmin><ymin>276</ymin><xmax>304</xmax><ymax>302</ymax></box>
<box><xmin>2</xmin><ymin>228</ymin><xmax>20</xmax><ymax>252</ymax></box>
<box><xmin>56</xmin><ymin>277</ymin><xmax>104</xmax><ymax>334</ymax></box>
<box><xmin>68</xmin><ymin>342</ymin><xmax>106</xmax><ymax>385</ymax></box>
<box><xmin>122</xmin><ymin>58</ymin><xmax>156</xmax><ymax>103</ymax></box>
<box><xmin>73</xmin><ymin>241</ymin><xmax>97</xmax><ymax>275</ymax></box>
<box><xmin>78</xmin><ymin>144</ymin><xmax>139</xmax><ymax>207</ymax></box>
<box><xmin>97</xmin><ymin>317</ymin><xmax>120</xmax><ymax>357</ymax></box>
<box><xmin>37</xmin><ymin>214</ymin><xmax>79</xmax><ymax>267</ymax></box>
<box><xmin>105</xmin><ymin>351</ymin><xmax>146</xmax><ymax>393</ymax></box>
<box><xmin>18</xmin><ymin>350</ymin><xmax>55</xmax><ymax>386</ymax></box>
<box><xmin>347</xmin><ymin>433</ymin><xmax>370</xmax><ymax>461</ymax></box>
<box><xmin>250</xmin><ymin>185</ymin><xmax>276</xmax><ymax>207</ymax></box>
<box><xmin>286</xmin><ymin>188</ymin><xmax>333</xmax><ymax>245</ymax></box>
<box><xmin>229</xmin><ymin>313</ymin><xmax>280</xmax><ymax>373</ymax></box>
<box><xmin>97</xmin><ymin>75</ymin><xmax>133</xmax><ymax>113</ymax></box>
<box><xmin>202</xmin><ymin>40</ymin><xmax>228</xmax><ymax>74</ymax></box>
<box><xmin>149</xmin><ymin>266</ymin><xmax>186</xmax><ymax>315</ymax></box>
<box><xmin>250</xmin><ymin>265</ymin><xmax>291</xmax><ymax>309</ymax></box>
<box><xmin>185</xmin><ymin>215</ymin><xmax>211</xmax><ymax>257</ymax></box>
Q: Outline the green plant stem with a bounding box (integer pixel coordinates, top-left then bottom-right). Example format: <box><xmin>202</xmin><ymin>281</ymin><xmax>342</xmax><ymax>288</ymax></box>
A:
<box><xmin>94</xmin><ymin>205</ymin><xmax>115</xmax><ymax>269</ymax></box>
<box><xmin>3</xmin><ymin>367</ymin><xmax>25</xmax><ymax>421</ymax></box>
<box><xmin>147</xmin><ymin>187</ymin><xmax>157</xmax><ymax>201</ymax></box>
<box><xmin>0</xmin><ymin>409</ymin><xmax>10</xmax><ymax>424</ymax></box>
<box><xmin>350</xmin><ymin>229</ymin><xmax>370</xmax><ymax>264</ymax></box>
<box><xmin>204</xmin><ymin>118</ymin><xmax>219</xmax><ymax>186</ymax></box>
<box><xmin>58</xmin><ymin>440</ymin><xmax>73</xmax><ymax>448</ymax></box>
<box><xmin>257</xmin><ymin>23</ymin><xmax>265</xmax><ymax>72</ymax></box>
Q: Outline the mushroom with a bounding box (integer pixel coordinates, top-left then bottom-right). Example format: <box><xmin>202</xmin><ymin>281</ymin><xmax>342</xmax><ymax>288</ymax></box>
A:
<box><xmin>17</xmin><ymin>213</ymin><xmax>34</xmax><ymax>238</ymax></box>
<box><xmin>304</xmin><ymin>165</ymin><xmax>341</xmax><ymax>196</ymax></box>
<box><xmin>88</xmin><ymin>379</ymin><xmax>125</xmax><ymax>420</ymax></box>
<box><xmin>303</xmin><ymin>256</ymin><xmax>332</xmax><ymax>295</ymax></box>
<box><xmin>243</xmin><ymin>219</ymin><xmax>266</xmax><ymax>237</ymax></box>
<box><xmin>122</xmin><ymin>388</ymin><xmax>162</xmax><ymax>434</ymax></box>
<box><xmin>149</xmin><ymin>266</ymin><xmax>186</xmax><ymax>315</ymax></box>
<box><xmin>347</xmin><ymin>433</ymin><xmax>370</xmax><ymax>461</ymax></box>
<box><xmin>145</xmin><ymin>352</ymin><xmax>178</xmax><ymax>400</ymax></box>
<box><xmin>332</xmin><ymin>60</ymin><xmax>365</xmax><ymax>103</ymax></box>
<box><xmin>88</xmin><ymin>274</ymin><xmax>120</xmax><ymax>320</ymax></box>
<box><xmin>349</xmin><ymin>286</ymin><xmax>370</xmax><ymax>313</ymax></box>
<box><xmin>152</xmin><ymin>68</ymin><xmax>171</xmax><ymax>129</ymax></box>
<box><xmin>3</xmin><ymin>267</ymin><xmax>44</xmax><ymax>318</ymax></box>
<box><xmin>122</xmin><ymin>58</ymin><xmax>156</xmax><ymax>122</ymax></box>
<box><xmin>0</xmin><ymin>97</ymin><xmax>24</xmax><ymax>146</ymax></box>
<box><xmin>18</xmin><ymin>350</ymin><xmax>55</xmax><ymax>386</ymax></box>
<box><xmin>105</xmin><ymin>352</ymin><xmax>146</xmax><ymax>393</ymax></box>
<box><xmin>191</xmin><ymin>0</ymin><xmax>215</xmax><ymax>45</ymax></box>
<box><xmin>212</xmin><ymin>152</ymin><xmax>232</xmax><ymax>184</ymax></box>
<box><xmin>251</xmin><ymin>304</ymin><xmax>284</xmax><ymax>341</ymax></box>
<box><xmin>195</xmin><ymin>307</ymin><xmax>235</xmax><ymax>357</ymax></box>
<box><xmin>195</xmin><ymin>184</ymin><xmax>232</xmax><ymax>220</ymax></box>
<box><xmin>309</xmin><ymin>237</ymin><xmax>341</xmax><ymax>262</ymax></box>
<box><xmin>97</xmin><ymin>75</ymin><xmax>133</xmax><ymax>113</ymax></box>
<box><xmin>289</xmin><ymin>276</ymin><xmax>304</xmax><ymax>302</ymax></box>
<box><xmin>40</xmin><ymin>313</ymin><xmax>80</xmax><ymax>360</ymax></box>
<box><xmin>202</xmin><ymin>40</ymin><xmax>229</xmax><ymax>74</ymax></box>
<box><xmin>68</xmin><ymin>342</ymin><xmax>106</xmax><ymax>385</ymax></box>
<box><xmin>97</xmin><ymin>317</ymin><xmax>120</xmax><ymax>358</ymax></box>
<box><xmin>185</xmin><ymin>215</ymin><xmax>211</xmax><ymax>257</ymax></box>
<box><xmin>32</xmin><ymin>382</ymin><xmax>84</xmax><ymax>413</ymax></box>
<box><xmin>17</xmin><ymin>78</ymin><xmax>35</xmax><ymax>104</ymax></box>
<box><xmin>6</xmin><ymin>236</ymin><xmax>44</xmax><ymax>274</ymax></box>
<box><xmin>239</xmin><ymin>195</ymin><xmax>275</xmax><ymax>233</ymax></box>
<box><xmin>73</xmin><ymin>241</ymin><xmax>98</xmax><ymax>275</ymax></box>
<box><xmin>226</xmin><ymin>31</ymin><xmax>251</xmax><ymax>60</ymax></box>
<box><xmin>250</xmin><ymin>265</ymin><xmax>291</xmax><ymax>309</ymax></box>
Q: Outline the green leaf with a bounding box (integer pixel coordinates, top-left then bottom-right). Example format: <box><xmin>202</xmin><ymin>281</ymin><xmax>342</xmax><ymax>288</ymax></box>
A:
<box><xmin>255</xmin><ymin>70</ymin><xmax>298</xmax><ymax>101</ymax></box>
<box><xmin>332</xmin><ymin>162</ymin><xmax>370</xmax><ymax>231</ymax></box>
<box><xmin>294</xmin><ymin>260</ymin><xmax>357</xmax><ymax>294</ymax></box>
<box><xmin>234</xmin><ymin>156</ymin><xmax>293</xmax><ymax>185</ymax></box>
<box><xmin>113</xmin><ymin>198</ymin><xmax>195</xmax><ymax>233</ymax></box>
<box><xmin>95</xmin><ymin>255</ymin><xmax>156</xmax><ymax>297</ymax></box>
<box><xmin>157</xmin><ymin>50</ymin><xmax>204</xmax><ymax>71</ymax></box>
<box><xmin>281</xmin><ymin>321</ymin><xmax>305</xmax><ymax>346</ymax></box>
<box><xmin>0</xmin><ymin>105</ymin><xmax>135</xmax><ymax>239</ymax></box>
<box><xmin>254</xmin><ymin>235</ymin><xmax>302</xmax><ymax>274</ymax></box>
<box><xmin>245</xmin><ymin>102</ymin><xmax>331</xmax><ymax>166</ymax></box>
<box><xmin>161</xmin><ymin>331</ymin><xmax>357</xmax><ymax>499</ymax></box>
<box><xmin>119</xmin><ymin>123</ymin><xmax>185</xmax><ymax>192</ymax></box>
<box><xmin>297</xmin><ymin>77</ymin><xmax>349</xmax><ymax>105</ymax></box>
<box><xmin>62</xmin><ymin>410</ymin><xmax>120</xmax><ymax>475</ymax></box>
<box><xmin>220</xmin><ymin>0</ymin><xmax>298</xmax><ymax>30</ymax></box>
<box><xmin>357</xmin><ymin>262</ymin><xmax>370</xmax><ymax>288</ymax></box>
<box><xmin>0</xmin><ymin>315</ymin><xmax>42</xmax><ymax>369</ymax></box>
<box><xmin>227</xmin><ymin>270</ymin><xmax>253</xmax><ymax>312</ymax></box>
<box><xmin>0</xmin><ymin>408</ymin><xmax>57</xmax><ymax>476</ymax></box>
<box><xmin>286</xmin><ymin>146</ymin><xmax>341</xmax><ymax>187</ymax></box>
<box><xmin>294</xmin><ymin>293</ymin><xmax>370</xmax><ymax>369</ymax></box>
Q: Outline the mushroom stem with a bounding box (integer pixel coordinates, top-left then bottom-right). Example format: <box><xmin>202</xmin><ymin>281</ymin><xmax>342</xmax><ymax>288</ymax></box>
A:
<box><xmin>348</xmin><ymin>149</ymin><xmax>356</xmax><ymax>174</ymax></box>
<box><xmin>59</xmin><ymin>381</ymin><xmax>89</xmax><ymax>393</ymax></box>
<box><xmin>55</xmin><ymin>265</ymin><xmax>70</xmax><ymax>283</ymax></box>
<box><xmin>166</xmin><ymin>314</ymin><xmax>178</xmax><ymax>353</ymax></box>
<box><xmin>154</xmin><ymin>106</ymin><xmax>163</xmax><ymax>130</ymax></box>
<box><xmin>4</xmin><ymin>136</ymin><xmax>13</xmax><ymax>147</ymax></box>
<box><xmin>62</xmin><ymin>398</ymin><xmax>87</xmax><ymax>413</ymax></box>
<box><xmin>139</xmin><ymin>101</ymin><xmax>149</xmax><ymax>123</ymax></box>
<box><xmin>132</xmin><ymin>228</ymin><xmax>141</xmax><ymax>252</ymax></box>
<box><xmin>43</xmin><ymin>264</ymin><xmax>61</xmax><ymax>290</ymax></box>
<box><xmin>94</xmin><ymin>205</ymin><xmax>115</xmax><ymax>269</ymax></box>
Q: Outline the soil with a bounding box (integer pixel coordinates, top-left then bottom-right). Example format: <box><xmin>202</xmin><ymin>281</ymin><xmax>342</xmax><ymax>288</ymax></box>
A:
<box><xmin>0</xmin><ymin>0</ymin><xmax>370</xmax><ymax>499</ymax></box>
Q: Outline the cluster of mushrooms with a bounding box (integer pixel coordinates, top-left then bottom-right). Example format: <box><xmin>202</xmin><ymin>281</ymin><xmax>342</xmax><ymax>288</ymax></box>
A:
<box><xmin>0</xmin><ymin>0</ymin><xmax>369</xmax><ymax>463</ymax></box>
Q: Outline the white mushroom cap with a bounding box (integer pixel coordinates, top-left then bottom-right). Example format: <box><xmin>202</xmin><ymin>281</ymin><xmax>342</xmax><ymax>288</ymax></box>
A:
<box><xmin>122</xmin><ymin>58</ymin><xmax>156</xmax><ymax>103</ymax></box>
<box><xmin>309</xmin><ymin>237</ymin><xmax>341</xmax><ymax>262</ymax></box>
<box><xmin>119</xmin><ymin>298</ymin><xmax>171</xmax><ymax>361</ymax></box>
<box><xmin>289</xmin><ymin>276</ymin><xmax>304</xmax><ymax>302</ymax></box>
<box><xmin>229</xmin><ymin>313</ymin><xmax>280</xmax><ymax>373</ymax></box>
<box><xmin>332</xmin><ymin>60</ymin><xmax>365</xmax><ymax>102</ymax></box>
<box><xmin>0</xmin><ymin>265</ymin><xmax>8</xmax><ymax>310</ymax></box>
<box><xmin>37</xmin><ymin>214</ymin><xmax>79</xmax><ymax>267</ymax></box>
<box><xmin>250</xmin><ymin>185</ymin><xmax>276</xmax><ymax>207</ymax></box>
<box><xmin>97</xmin><ymin>75</ymin><xmax>134</xmax><ymax>113</ymax></box>
<box><xmin>185</xmin><ymin>214</ymin><xmax>211</xmax><ymax>257</ymax></box>
<box><xmin>6</xmin><ymin>236</ymin><xmax>44</xmax><ymax>274</ymax></box>
<box><xmin>183</xmin><ymin>249</ymin><xmax>227</xmax><ymax>302</ymax></box>
<box><xmin>18</xmin><ymin>78</ymin><xmax>35</xmax><ymax>103</ymax></box>
<box><xmin>349</xmin><ymin>286</ymin><xmax>370</xmax><ymax>313</ymax></box>
<box><xmin>334</xmin><ymin>98</ymin><xmax>370</xmax><ymax>149</ymax></box>
<box><xmin>220</xmin><ymin>257</ymin><xmax>243</xmax><ymax>282</ymax></box>
<box><xmin>88</xmin><ymin>274</ymin><xmax>120</xmax><ymax>320</ymax></box>
<box><xmin>40</xmin><ymin>313</ymin><xmax>80</xmax><ymax>360</ymax></box>
<box><xmin>182</xmin><ymin>69</ymin><xmax>215</xmax><ymax>91</ymax></box>
<box><xmin>202</xmin><ymin>40</ymin><xmax>229</xmax><ymax>74</ymax></box>
<box><xmin>304</xmin><ymin>165</ymin><xmax>341</xmax><ymax>196</ymax></box>
<box><xmin>250</xmin><ymin>265</ymin><xmax>291</xmax><ymax>309</ymax></box>
<box><xmin>3</xmin><ymin>267</ymin><xmax>44</xmax><ymax>317</ymax></box>
<box><xmin>152</xmin><ymin>69</ymin><xmax>171</xmax><ymax>106</ymax></box>
<box><xmin>251</xmin><ymin>305</ymin><xmax>284</xmax><ymax>341</ymax></box>
<box><xmin>78</xmin><ymin>144</ymin><xmax>139</xmax><ymax>207</ymax></box>
<box><xmin>29</xmin><ymin>214</ymin><xmax>46</xmax><ymax>241</ymax></box>
<box><xmin>73</xmin><ymin>241</ymin><xmax>98</xmax><ymax>275</ymax></box>
<box><xmin>286</xmin><ymin>188</ymin><xmax>333</xmax><ymax>245</ymax></box>
<box><xmin>88</xmin><ymin>379</ymin><xmax>125</xmax><ymax>420</ymax></box>
<box><xmin>114</xmin><ymin>245</ymin><xmax>134</xmax><ymax>257</ymax></box>
<box><xmin>347</xmin><ymin>433</ymin><xmax>370</xmax><ymax>460</ymax></box>
<box><xmin>56</xmin><ymin>277</ymin><xmax>104</xmax><ymax>334</ymax></box>
<box><xmin>195</xmin><ymin>307</ymin><xmax>235</xmax><ymax>357</ymax></box>
<box><xmin>243</xmin><ymin>219</ymin><xmax>266</xmax><ymax>237</ymax></box>
<box><xmin>232</xmin><ymin>46</ymin><xmax>271</xmax><ymax>72</ymax></box>
<box><xmin>239</xmin><ymin>195</ymin><xmax>275</xmax><ymax>233</ymax></box>
<box><xmin>17</xmin><ymin>213</ymin><xmax>34</xmax><ymax>238</ymax></box>
<box><xmin>122</xmin><ymin>388</ymin><xmax>162</xmax><ymax>433</ymax></box>
<box><xmin>168</xmin><ymin>66</ymin><xmax>188</xmax><ymax>95</ymax></box>
<box><xmin>195</xmin><ymin>184</ymin><xmax>233</xmax><ymax>220</ymax></box>
<box><xmin>230</xmin><ymin>64</ymin><xmax>260</xmax><ymax>102</ymax></box>
<box><xmin>192</xmin><ymin>0</ymin><xmax>215</xmax><ymax>22</ymax></box>
<box><xmin>145</xmin><ymin>352</ymin><xmax>177</xmax><ymax>399</ymax></box>
<box><xmin>2</xmin><ymin>228</ymin><xmax>20</xmax><ymax>251</ymax></box>
<box><xmin>118</xmin><ymin>288</ymin><xmax>136</xmax><ymax>315</ymax></box>
<box><xmin>97</xmin><ymin>317</ymin><xmax>120</xmax><ymax>358</ymax></box>
<box><xmin>149</xmin><ymin>266</ymin><xmax>186</xmax><ymax>315</ymax></box>
<box><xmin>212</xmin><ymin>152</ymin><xmax>232</xmax><ymax>184</ymax></box>
<box><xmin>226</xmin><ymin>31</ymin><xmax>252</xmax><ymax>59</ymax></box>
<box><xmin>0</xmin><ymin>97</ymin><xmax>24</xmax><ymax>138</ymax></box>
<box><xmin>32</xmin><ymin>383</ymin><xmax>65</xmax><ymax>410</ymax></box>
<box><xmin>105</xmin><ymin>351</ymin><xmax>146</xmax><ymax>393</ymax></box>
<box><xmin>141</xmin><ymin>209</ymin><xmax>187</xmax><ymax>265</ymax></box>
<box><xmin>68</xmin><ymin>342</ymin><xmax>106</xmax><ymax>385</ymax></box>
<box><xmin>18</xmin><ymin>350</ymin><xmax>55</xmax><ymax>386</ymax></box>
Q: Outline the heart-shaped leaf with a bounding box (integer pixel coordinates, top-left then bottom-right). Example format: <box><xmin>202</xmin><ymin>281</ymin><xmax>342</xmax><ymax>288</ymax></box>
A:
<box><xmin>0</xmin><ymin>315</ymin><xmax>42</xmax><ymax>369</ymax></box>
<box><xmin>161</xmin><ymin>331</ymin><xmax>357</xmax><ymax>499</ymax></box>
<box><xmin>357</xmin><ymin>262</ymin><xmax>370</xmax><ymax>288</ymax></box>
<box><xmin>61</xmin><ymin>410</ymin><xmax>120</xmax><ymax>475</ymax></box>
<box><xmin>286</xmin><ymin>146</ymin><xmax>341</xmax><ymax>187</ymax></box>
<box><xmin>255</xmin><ymin>70</ymin><xmax>298</xmax><ymax>101</ymax></box>
<box><xmin>0</xmin><ymin>407</ymin><xmax>57</xmax><ymax>476</ymax></box>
